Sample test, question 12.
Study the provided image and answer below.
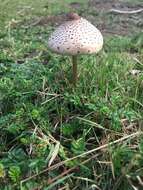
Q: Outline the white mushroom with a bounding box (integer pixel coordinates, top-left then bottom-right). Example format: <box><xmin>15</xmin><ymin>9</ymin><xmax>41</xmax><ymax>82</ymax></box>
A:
<box><xmin>48</xmin><ymin>13</ymin><xmax>103</xmax><ymax>87</ymax></box>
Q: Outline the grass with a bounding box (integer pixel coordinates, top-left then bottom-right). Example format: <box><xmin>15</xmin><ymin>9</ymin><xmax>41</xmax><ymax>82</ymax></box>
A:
<box><xmin>0</xmin><ymin>0</ymin><xmax>143</xmax><ymax>189</ymax></box>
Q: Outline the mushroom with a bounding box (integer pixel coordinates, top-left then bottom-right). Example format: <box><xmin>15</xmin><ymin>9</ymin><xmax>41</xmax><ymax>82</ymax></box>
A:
<box><xmin>48</xmin><ymin>13</ymin><xmax>103</xmax><ymax>87</ymax></box>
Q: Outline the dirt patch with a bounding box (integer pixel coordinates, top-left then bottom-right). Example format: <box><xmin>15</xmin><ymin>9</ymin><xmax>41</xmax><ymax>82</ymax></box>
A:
<box><xmin>24</xmin><ymin>2</ymin><xmax>83</xmax><ymax>27</ymax></box>
<box><xmin>88</xmin><ymin>0</ymin><xmax>143</xmax><ymax>35</ymax></box>
<box><xmin>23</xmin><ymin>14</ymin><xmax>68</xmax><ymax>28</ymax></box>
<box><xmin>35</xmin><ymin>14</ymin><xmax>67</xmax><ymax>26</ymax></box>
<box><xmin>89</xmin><ymin>0</ymin><xmax>116</xmax><ymax>10</ymax></box>
<box><xmin>28</xmin><ymin>0</ymin><xmax>143</xmax><ymax>36</ymax></box>
<box><xmin>89</xmin><ymin>0</ymin><xmax>143</xmax><ymax>10</ymax></box>
<box><xmin>69</xmin><ymin>2</ymin><xmax>82</xmax><ymax>9</ymax></box>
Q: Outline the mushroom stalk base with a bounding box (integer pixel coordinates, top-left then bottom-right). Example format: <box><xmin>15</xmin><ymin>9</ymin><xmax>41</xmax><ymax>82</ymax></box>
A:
<box><xmin>72</xmin><ymin>55</ymin><xmax>77</xmax><ymax>87</ymax></box>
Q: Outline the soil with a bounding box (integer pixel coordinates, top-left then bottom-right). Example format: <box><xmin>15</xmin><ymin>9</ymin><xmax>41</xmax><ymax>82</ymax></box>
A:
<box><xmin>88</xmin><ymin>0</ymin><xmax>143</xmax><ymax>35</ymax></box>
<box><xmin>32</xmin><ymin>0</ymin><xmax>143</xmax><ymax>36</ymax></box>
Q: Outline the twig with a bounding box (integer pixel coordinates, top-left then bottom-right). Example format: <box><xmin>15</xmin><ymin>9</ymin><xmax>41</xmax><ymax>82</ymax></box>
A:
<box><xmin>22</xmin><ymin>18</ymin><xmax>42</xmax><ymax>28</ymax></box>
<box><xmin>72</xmin><ymin>176</ymin><xmax>101</xmax><ymax>190</ymax></box>
<box><xmin>110</xmin><ymin>8</ymin><xmax>143</xmax><ymax>14</ymax></box>
<box><xmin>41</xmin><ymin>94</ymin><xmax>61</xmax><ymax>105</ymax></box>
<box><xmin>21</xmin><ymin>131</ymin><xmax>142</xmax><ymax>185</ymax></box>
<box><xmin>58</xmin><ymin>185</ymin><xmax>69</xmax><ymax>190</ymax></box>
<box><xmin>77</xmin><ymin>117</ymin><xmax>122</xmax><ymax>135</ymax></box>
<box><xmin>48</xmin><ymin>167</ymin><xmax>76</xmax><ymax>185</ymax></box>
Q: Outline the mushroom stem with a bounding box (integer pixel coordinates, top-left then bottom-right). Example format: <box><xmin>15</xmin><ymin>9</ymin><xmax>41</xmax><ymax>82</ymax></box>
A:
<box><xmin>72</xmin><ymin>55</ymin><xmax>78</xmax><ymax>87</ymax></box>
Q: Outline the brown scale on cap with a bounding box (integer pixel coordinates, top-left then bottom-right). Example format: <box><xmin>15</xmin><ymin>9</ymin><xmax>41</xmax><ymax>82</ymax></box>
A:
<box><xmin>67</xmin><ymin>12</ymin><xmax>81</xmax><ymax>20</ymax></box>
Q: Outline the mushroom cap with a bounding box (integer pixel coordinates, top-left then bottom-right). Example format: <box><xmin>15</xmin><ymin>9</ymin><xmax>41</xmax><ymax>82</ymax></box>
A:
<box><xmin>48</xmin><ymin>14</ymin><xmax>103</xmax><ymax>55</ymax></box>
